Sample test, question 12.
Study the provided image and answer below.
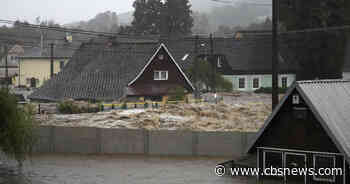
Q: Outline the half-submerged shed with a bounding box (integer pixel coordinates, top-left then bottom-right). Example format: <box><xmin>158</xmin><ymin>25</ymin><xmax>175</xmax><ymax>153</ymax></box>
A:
<box><xmin>248</xmin><ymin>80</ymin><xmax>350</xmax><ymax>184</ymax></box>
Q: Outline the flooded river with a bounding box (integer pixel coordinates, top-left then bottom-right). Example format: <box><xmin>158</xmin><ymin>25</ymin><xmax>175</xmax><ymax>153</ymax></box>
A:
<box><xmin>0</xmin><ymin>154</ymin><xmax>253</xmax><ymax>184</ymax></box>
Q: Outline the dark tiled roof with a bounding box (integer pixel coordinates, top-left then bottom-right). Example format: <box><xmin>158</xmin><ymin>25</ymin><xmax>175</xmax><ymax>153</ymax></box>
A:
<box><xmin>29</xmin><ymin>36</ymin><xmax>298</xmax><ymax>101</ymax></box>
<box><xmin>248</xmin><ymin>80</ymin><xmax>350</xmax><ymax>161</ymax></box>
<box><xmin>21</xmin><ymin>46</ymin><xmax>74</xmax><ymax>58</ymax></box>
<box><xmin>225</xmin><ymin>34</ymin><xmax>298</xmax><ymax>74</ymax></box>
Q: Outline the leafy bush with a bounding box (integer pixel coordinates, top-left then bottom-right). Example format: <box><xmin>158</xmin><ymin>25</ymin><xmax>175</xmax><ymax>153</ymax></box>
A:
<box><xmin>254</xmin><ymin>87</ymin><xmax>288</xmax><ymax>94</ymax></box>
<box><xmin>58</xmin><ymin>100</ymin><xmax>100</xmax><ymax>114</ymax></box>
<box><xmin>216</xmin><ymin>75</ymin><xmax>233</xmax><ymax>92</ymax></box>
<box><xmin>188</xmin><ymin>59</ymin><xmax>233</xmax><ymax>92</ymax></box>
<box><xmin>58</xmin><ymin>101</ymin><xmax>81</xmax><ymax>114</ymax></box>
<box><xmin>0</xmin><ymin>89</ymin><xmax>37</xmax><ymax>165</ymax></box>
<box><xmin>169</xmin><ymin>86</ymin><xmax>186</xmax><ymax>101</ymax></box>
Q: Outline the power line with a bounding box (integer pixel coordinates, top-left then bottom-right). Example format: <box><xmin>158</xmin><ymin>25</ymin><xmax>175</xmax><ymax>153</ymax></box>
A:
<box><xmin>0</xmin><ymin>19</ymin><xmax>161</xmax><ymax>39</ymax></box>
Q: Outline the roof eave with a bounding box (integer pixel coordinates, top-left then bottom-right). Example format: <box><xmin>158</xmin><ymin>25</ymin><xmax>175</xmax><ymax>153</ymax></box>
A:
<box><xmin>246</xmin><ymin>82</ymin><xmax>298</xmax><ymax>154</ymax></box>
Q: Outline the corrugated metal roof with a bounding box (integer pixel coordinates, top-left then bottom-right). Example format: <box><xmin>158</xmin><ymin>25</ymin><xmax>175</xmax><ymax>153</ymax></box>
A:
<box><xmin>297</xmin><ymin>80</ymin><xmax>350</xmax><ymax>160</ymax></box>
<box><xmin>248</xmin><ymin>80</ymin><xmax>350</xmax><ymax>162</ymax></box>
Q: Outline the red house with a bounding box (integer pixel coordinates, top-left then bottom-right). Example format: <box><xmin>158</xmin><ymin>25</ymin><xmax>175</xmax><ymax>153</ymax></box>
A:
<box><xmin>126</xmin><ymin>43</ymin><xmax>194</xmax><ymax>101</ymax></box>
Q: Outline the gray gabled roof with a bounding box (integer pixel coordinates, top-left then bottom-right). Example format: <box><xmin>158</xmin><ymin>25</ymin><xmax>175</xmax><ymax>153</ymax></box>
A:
<box><xmin>247</xmin><ymin>80</ymin><xmax>350</xmax><ymax>162</ymax></box>
<box><xmin>20</xmin><ymin>46</ymin><xmax>74</xmax><ymax>58</ymax></box>
<box><xmin>29</xmin><ymin>36</ymin><xmax>299</xmax><ymax>101</ymax></box>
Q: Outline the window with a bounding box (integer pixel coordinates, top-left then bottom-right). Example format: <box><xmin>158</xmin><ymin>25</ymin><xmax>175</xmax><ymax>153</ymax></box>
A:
<box><xmin>154</xmin><ymin>71</ymin><xmax>168</xmax><ymax>80</ymax></box>
<box><xmin>26</xmin><ymin>78</ymin><xmax>31</xmax><ymax>85</ymax></box>
<box><xmin>293</xmin><ymin>95</ymin><xmax>300</xmax><ymax>105</ymax></box>
<box><xmin>253</xmin><ymin>78</ymin><xmax>260</xmax><ymax>89</ymax></box>
<box><xmin>60</xmin><ymin>61</ymin><xmax>65</xmax><ymax>70</ymax></box>
<box><xmin>282</xmin><ymin>77</ymin><xmax>288</xmax><ymax>88</ymax></box>
<box><xmin>158</xmin><ymin>54</ymin><xmax>164</xmax><ymax>60</ymax></box>
<box><xmin>263</xmin><ymin>151</ymin><xmax>283</xmax><ymax>170</ymax></box>
<box><xmin>313</xmin><ymin>155</ymin><xmax>336</xmax><ymax>182</ymax></box>
<box><xmin>238</xmin><ymin>78</ymin><xmax>246</xmax><ymax>89</ymax></box>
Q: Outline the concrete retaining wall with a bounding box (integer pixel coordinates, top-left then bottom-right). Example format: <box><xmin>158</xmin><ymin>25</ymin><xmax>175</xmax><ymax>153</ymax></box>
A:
<box><xmin>34</xmin><ymin>126</ymin><xmax>257</xmax><ymax>157</ymax></box>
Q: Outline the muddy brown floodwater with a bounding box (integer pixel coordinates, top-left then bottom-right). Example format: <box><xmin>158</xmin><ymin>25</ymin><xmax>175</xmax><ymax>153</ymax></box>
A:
<box><xmin>0</xmin><ymin>154</ymin><xmax>256</xmax><ymax>184</ymax></box>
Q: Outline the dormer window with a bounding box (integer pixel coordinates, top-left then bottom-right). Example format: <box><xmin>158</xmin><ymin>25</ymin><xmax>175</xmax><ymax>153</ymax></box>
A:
<box><xmin>154</xmin><ymin>71</ymin><xmax>168</xmax><ymax>80</ymax></box>
<box><xmin>158</xmin><ymin>54</ymin><xmax>164</xmax><ymax>60</ymax></box>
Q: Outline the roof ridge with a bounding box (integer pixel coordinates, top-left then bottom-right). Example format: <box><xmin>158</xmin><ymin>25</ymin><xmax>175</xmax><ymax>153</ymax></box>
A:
<box><xmin>297</xmin><ymin>80</ymin><xmax>350</xmax><ymax>84</ymax></box>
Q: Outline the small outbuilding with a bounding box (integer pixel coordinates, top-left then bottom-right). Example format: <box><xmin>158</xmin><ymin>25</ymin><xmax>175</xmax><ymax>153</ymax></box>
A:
<box><xmin>247</xmin><ymin>80</ymin><xmax>350</xmax><ymax>184</ymax></box>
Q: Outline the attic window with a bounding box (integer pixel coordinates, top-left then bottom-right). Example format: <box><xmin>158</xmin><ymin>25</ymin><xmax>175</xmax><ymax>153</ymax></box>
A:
<box><xmin>292</xmin><ymin>95</ymin><xmax>300</xmax><ymax>105</ymax></box>
<box><xmin>158</xmin><ymin>54</ymin><xmax>164</xmax><ymax>60</ymax></box>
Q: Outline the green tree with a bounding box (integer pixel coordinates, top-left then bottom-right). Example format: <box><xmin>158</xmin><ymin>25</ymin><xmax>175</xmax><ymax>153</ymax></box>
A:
<box><xmin>132</xmin><ymin>0</ymin><xmax>163</xmax><ymax>34</ymax></box>
<box><xmin>280</xmin><ymin>0</ymin><xmax>349</xmax><ymax>80</ymax></box>
<box><xmin>131</xmin><ymin>0</ymin><xmax>194</xmax><ymax>36</ymax></box>
<box><xmin>189</xmin><ymin>59</ymin><xmax>232</xmax><ymax>92</ymax></box>
<box><xmin>163</xmin><ymin>0</ymin><xmax>194</xmax><ymax>36</ymax></box>
<box><xmin>0</xmin><ymin>89</ymin><xmax>37</xmax><ymax>166</ymax></box>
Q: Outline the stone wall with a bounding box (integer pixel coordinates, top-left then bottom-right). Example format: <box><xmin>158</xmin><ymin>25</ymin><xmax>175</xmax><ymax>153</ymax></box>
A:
<box><xmin>34</xmin><ymin>126</ymin><xmax>257</xmax><ymax>157</ymax></box>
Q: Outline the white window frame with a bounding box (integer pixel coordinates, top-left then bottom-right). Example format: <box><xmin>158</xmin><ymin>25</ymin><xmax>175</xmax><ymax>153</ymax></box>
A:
<box><xmin>263</xmin><ymin>150</ymin><xmax>283</xmax><ymax>171</ymax></box>
<box><xmin>252</xmin><ymin>76</ymin><xmax>261</xmax><ymax>89</ymax></box>
<box><xmin>281</xmin><ymin>76</ymin><xmax>288</xmax><ymax>88</ymax></box>
<box><xmin>313</xmin><ymin>154</ymin><xmax>336</xmax><ymax>183</ymax></box>
<box><xmin>154</xmin><ymin>71</ymin><xmax>168</xmax><ymax>81</ymax></box>
<box><xmin>293</xmin><ymin>94</ymin><xmax>300</xmax><ymax>105</ymax></box>
<box><xmin>238</xmin><ymin>77</ymin><xmax>247</xmax><ymax>89</ymax></box>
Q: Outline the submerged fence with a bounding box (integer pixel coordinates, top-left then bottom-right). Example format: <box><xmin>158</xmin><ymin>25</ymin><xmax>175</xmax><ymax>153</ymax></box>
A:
<box><xmin>34</xmin><ymin>126</ymin><xmax>257</xmax><ymax>157</ymax></box>
<box><xmin>101</xmin><ymin>99</ymin><xmax>206</xmax><ymax>111</ymax></box>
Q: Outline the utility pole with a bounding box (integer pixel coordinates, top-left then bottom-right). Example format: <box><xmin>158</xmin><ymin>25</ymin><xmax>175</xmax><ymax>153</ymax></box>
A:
<box><xmin>40</xmin><ymin>30</ymin><xmax>44</xmax><ymax>56</ymax></box>
<box><xmin>4</xmin><ymin>45</ymin><xmax>8</xmax><ymax>90</ymax></box>
<box><xmin>194</xmin><ymin>35</ymin><xmax>199</xmax><ymax>98</ymax></box>
<box><xmin>272</xmin><ymin>0</ymin><xmax>279</xmax><ymax>110</ymax></box>
<box><xmin>50</xmin><ymin>43</ymin><xmax>54</xmax><ymax>78</ymax></box>
<box><xmin>210</xmin><ymin>33</ymin><xmax>215</xmax><ymax>94</ymax></box>
<box><xmin>18</xmin><ymin>56</ymin><xmax>21</xmax><ymax>86</ymax></box>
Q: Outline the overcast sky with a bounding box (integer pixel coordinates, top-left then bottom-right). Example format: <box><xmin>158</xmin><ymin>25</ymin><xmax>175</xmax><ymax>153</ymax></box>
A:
<box><xmin>1</xmin><ymin>0</ymin><xmax>234</xmax><ymax>25</ymax></box>
<box><xmin>1</xmin><ymin>0</ymin><xmax>136</xmax><ymax>24</ymax></box>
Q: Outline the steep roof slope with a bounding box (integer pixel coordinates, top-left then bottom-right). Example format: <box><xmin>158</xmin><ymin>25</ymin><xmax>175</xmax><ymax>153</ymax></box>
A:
<box><xmin>29</xmin><ymin>36</ymin><xmax>298</xmax><ymax>101</ymax></box>
<box><xmin>248</xmin><ymin>80</ymin><xmax>350</xmax><ymax>161</ymax></box>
